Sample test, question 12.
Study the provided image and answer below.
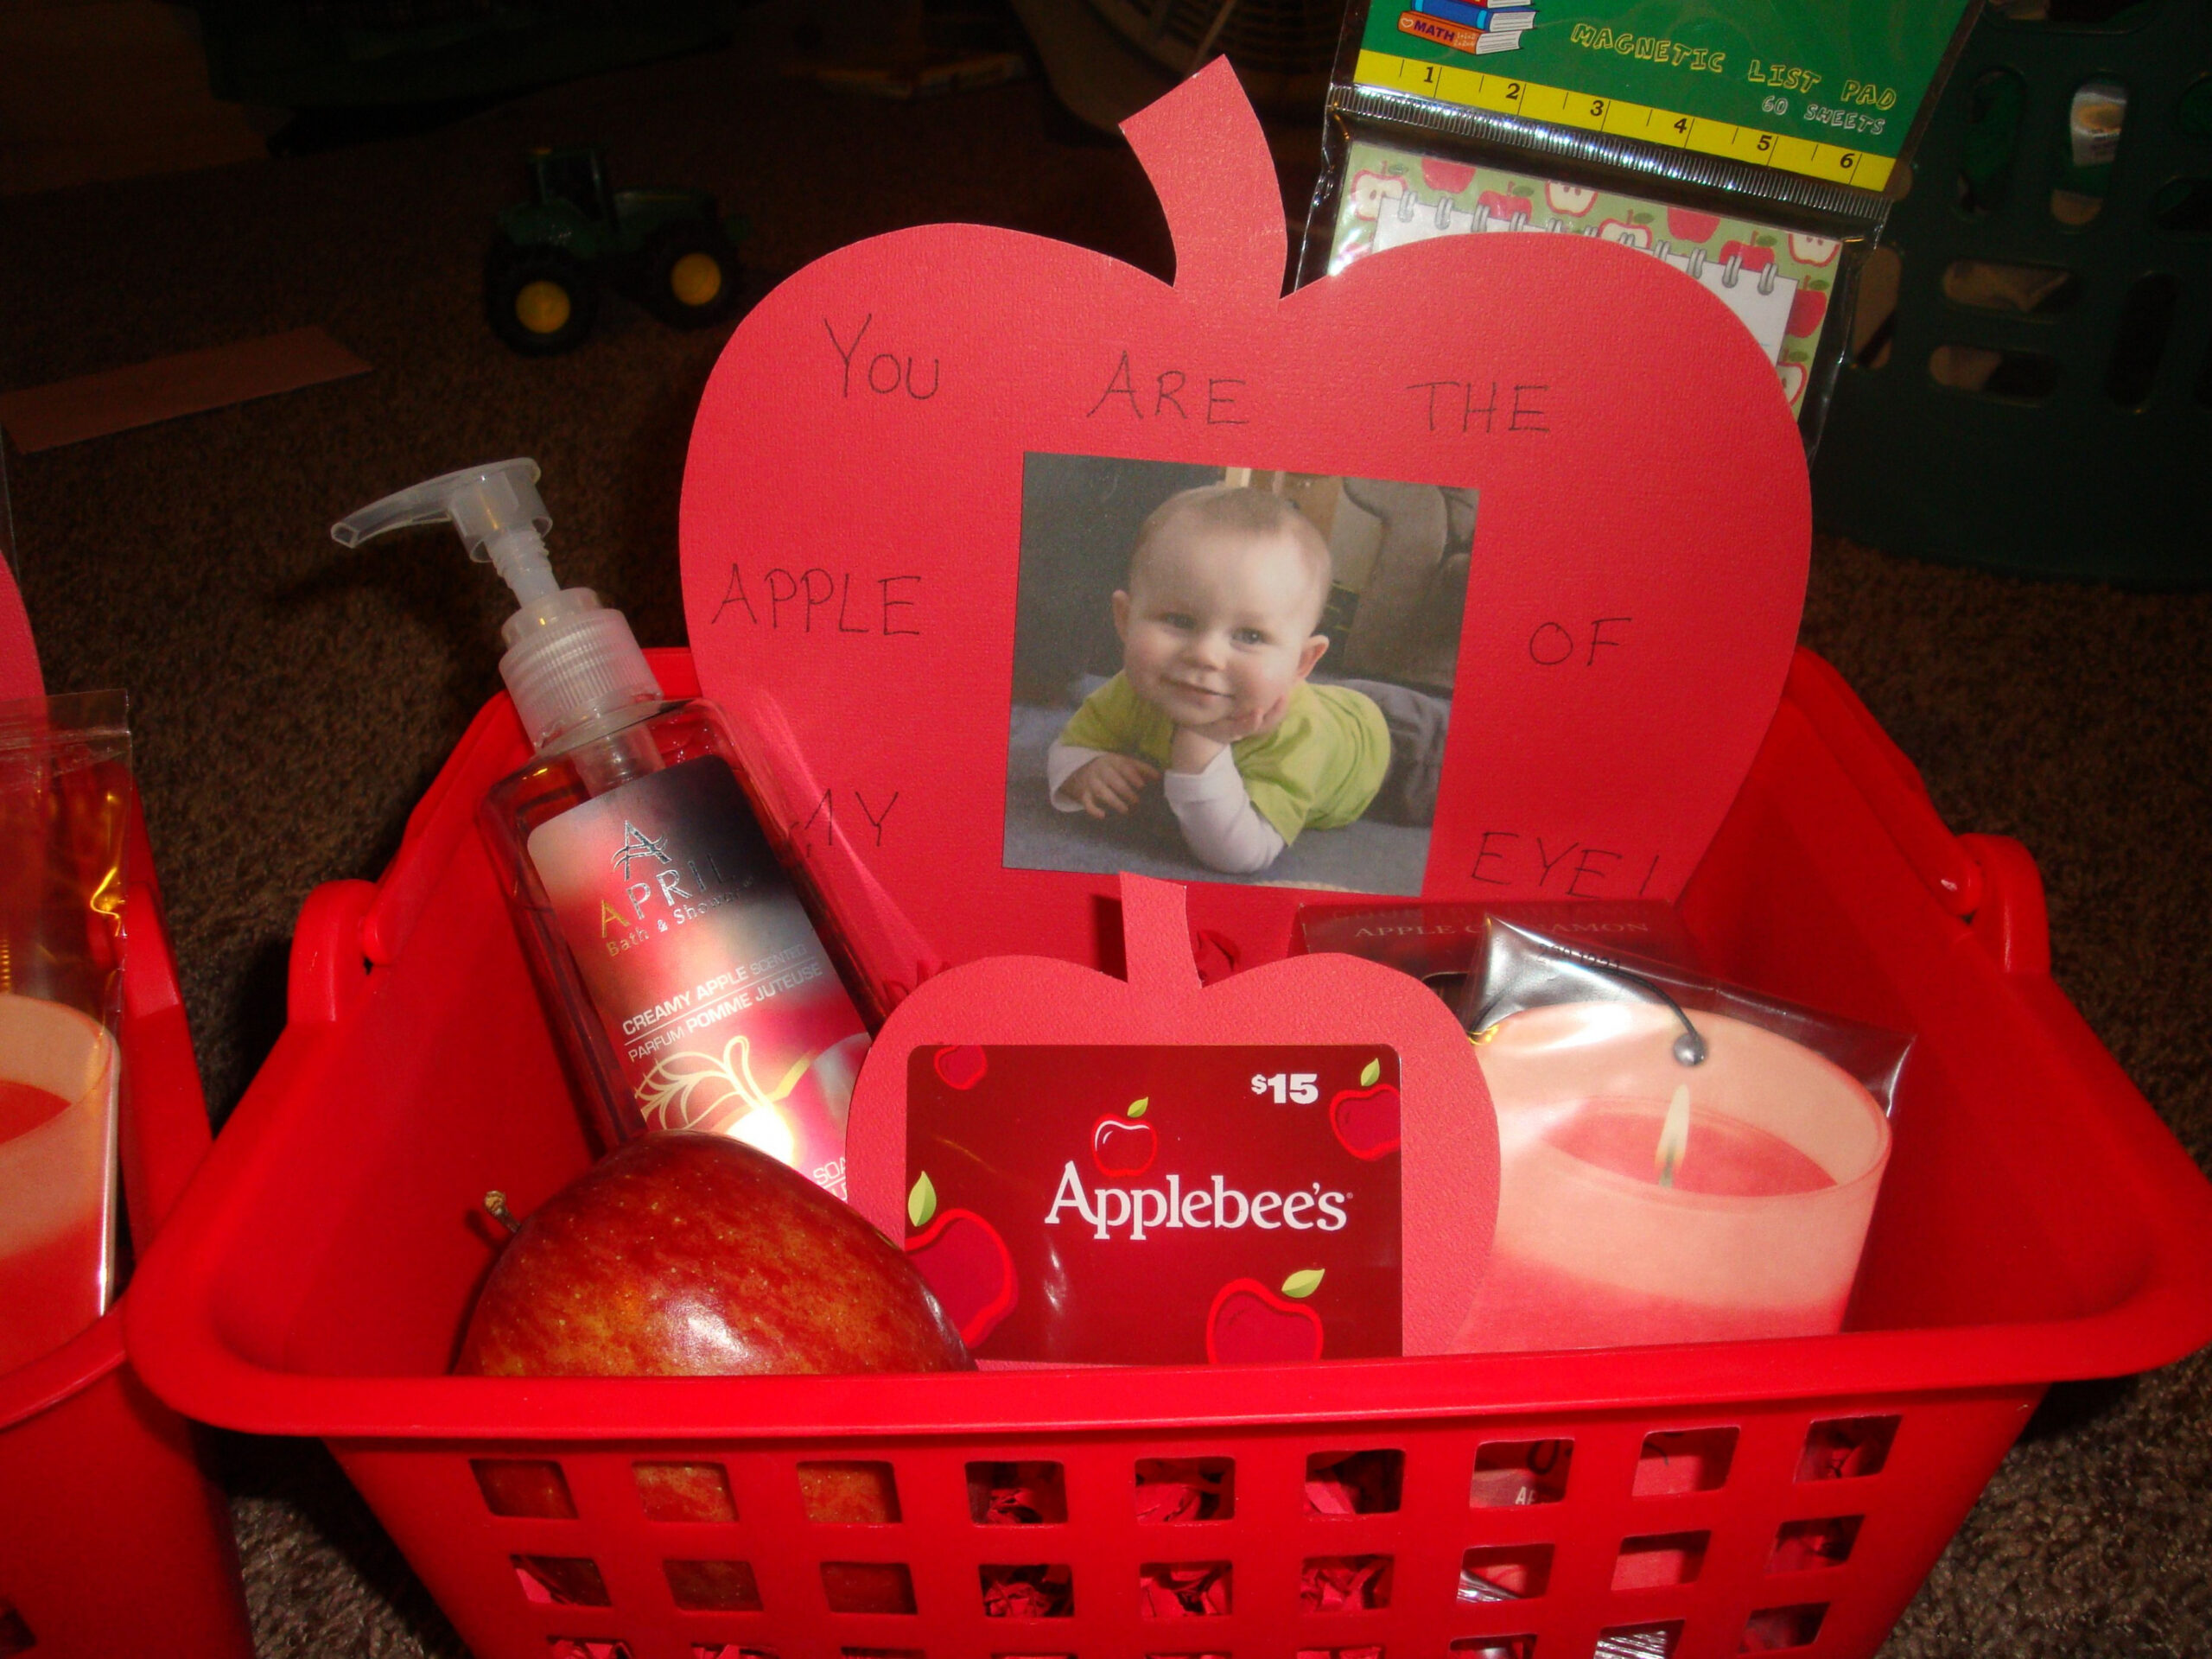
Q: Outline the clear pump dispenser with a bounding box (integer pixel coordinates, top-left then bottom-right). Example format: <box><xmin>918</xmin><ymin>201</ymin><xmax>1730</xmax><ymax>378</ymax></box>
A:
<box><xmin>334</xmin><ymin>461</ymin><xmax>871</xmax><ymax>1194</ymax></box>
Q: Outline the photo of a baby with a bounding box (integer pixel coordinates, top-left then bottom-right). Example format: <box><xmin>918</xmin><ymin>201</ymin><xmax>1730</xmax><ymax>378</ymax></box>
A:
<box><xmin>1004</xmin><ymin>454</ymin><xmax>1473</xmax><ymax>893</ymax></box>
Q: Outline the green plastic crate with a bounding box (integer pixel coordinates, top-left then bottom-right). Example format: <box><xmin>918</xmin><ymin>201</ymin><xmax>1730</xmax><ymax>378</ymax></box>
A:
<box><xmin>1813</xmin><ymin>0</ymin><xmax>2211</xmax><ymax>585</ymax></box>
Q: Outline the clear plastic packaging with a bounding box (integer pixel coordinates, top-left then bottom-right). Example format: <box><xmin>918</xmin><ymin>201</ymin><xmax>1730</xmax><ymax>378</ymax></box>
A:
<box><xmin>0</xmin><ymin>690</ymin><xmax>130</xmax><ymax>1372</ymax></box>
<box><xmin>1455</xmin><ymin>917</ymin><xmax>1909</xmax><ymax>1351</ymax></box>
<box><xmin>1301</xmin><ymin>0</ymin><xmax>1982</xmax><ymax>448</ymax></box>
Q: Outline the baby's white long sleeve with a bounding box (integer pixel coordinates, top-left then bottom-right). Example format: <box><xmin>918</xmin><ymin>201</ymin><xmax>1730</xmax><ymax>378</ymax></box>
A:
<box><xmin>1163</xmin><ymin>746</ymin><xmax>1287</xmax><ymax>874</ymax></box>
<box><xmin>1046</xmin><ymin>740</ymin><xmax>1112</xmax><ymax>810</ymax></box>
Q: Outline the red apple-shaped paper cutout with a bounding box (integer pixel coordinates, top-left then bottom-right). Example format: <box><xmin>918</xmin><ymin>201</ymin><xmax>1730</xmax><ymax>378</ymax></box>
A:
<box><xmin>849</xmin><ymin>873</ymin><xmax>1497</xmax><ymax>1353</ymax></box>
<box><xmin>933</xmin><ymin>1043</ymin><xmax>988</xmax><ymax>1090</ymax></box>
<box><xmin>1091</xmin><ymin>1096</ymin><xmax>1158</xmax><ymax>1177</ymax></box>
<box><xmin>1206</xmin><ymin>1273</ymin><xmax>1325</xmax><ymax>1363</ymax></box>
<box><xmin>680</xmin><ymin>60</ymin><xmax>1809</xmax><ymax>1007</ymax></box>
<box><xmin>1330</xmin><ymin>1077</ymin><xmax>1402</xmax><ymax>1160</ymax></box>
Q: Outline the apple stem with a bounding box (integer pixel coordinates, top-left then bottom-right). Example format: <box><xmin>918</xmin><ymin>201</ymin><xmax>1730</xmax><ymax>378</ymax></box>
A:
<box><xmin>483</xmin><ymin>1190</ymin><xmax>523</xmax><ymax>1236</ymax></box>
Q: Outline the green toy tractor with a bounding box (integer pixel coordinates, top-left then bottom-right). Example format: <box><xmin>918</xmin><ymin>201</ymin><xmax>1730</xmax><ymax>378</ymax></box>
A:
<box><xmin>486</xmin><ymin>146</ymin><xmax>748</xmax><ymax>355</ymax></box>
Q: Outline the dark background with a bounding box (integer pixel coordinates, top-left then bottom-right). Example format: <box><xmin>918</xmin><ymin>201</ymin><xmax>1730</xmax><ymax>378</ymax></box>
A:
<box><xmin>2</xmin><ymin>7</ymin><xmax>2209</xmax><ymax>1655</ymax></box>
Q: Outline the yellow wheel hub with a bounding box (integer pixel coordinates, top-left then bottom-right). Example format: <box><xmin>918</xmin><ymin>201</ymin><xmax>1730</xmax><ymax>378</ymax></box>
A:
<box><xmin>514</xmin><ymin>279</ymin><xmax>572</xmax><ymax>335</ymax></box>
<box><xmin>670</xmin><ymin>251</ymin><xmax>723</xmax><ymax>308</ymax></box>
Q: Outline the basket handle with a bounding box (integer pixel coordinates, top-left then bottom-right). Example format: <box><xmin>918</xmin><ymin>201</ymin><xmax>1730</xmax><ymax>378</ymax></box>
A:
<box><xmin>289</xmin><ymin>879</ymin><xmax>377</xmax><ymax>1027</ymax></box>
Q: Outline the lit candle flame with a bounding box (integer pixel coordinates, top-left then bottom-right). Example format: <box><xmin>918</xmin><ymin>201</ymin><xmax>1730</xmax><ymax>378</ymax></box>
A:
<box><xmin>1656</xmin><ymin>1083</ymin><xmax>1691</xmax><ymax>1189</ymax></box>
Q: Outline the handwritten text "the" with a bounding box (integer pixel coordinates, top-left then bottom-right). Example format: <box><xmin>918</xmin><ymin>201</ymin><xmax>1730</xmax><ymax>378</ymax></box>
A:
<box><xmin>1408</xmin><ymin>380</ymin><xmax>1550</xmax><ymax>435</ymax></box>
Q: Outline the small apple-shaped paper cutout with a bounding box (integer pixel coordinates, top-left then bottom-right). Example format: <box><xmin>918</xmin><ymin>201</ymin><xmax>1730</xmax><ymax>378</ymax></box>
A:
<box><xmin>847</xmin><ymin>874</ymin><xmax>1498</xmax><ymax>1353</ymax></box>
<box><xmin>1206</xmin><ymin>1271</ymin><xmax>1325</xmax><ymax>1363</ymax></box>
<box><xmin>933</xmin><ymin>1044</ymin><xmax>988</xmax><ymax>1090</ymax></box>
<box><xmin>1092</xmin><ymin>1096</ymin><xmax>1158</xmax><ymax>1177</ymax></box>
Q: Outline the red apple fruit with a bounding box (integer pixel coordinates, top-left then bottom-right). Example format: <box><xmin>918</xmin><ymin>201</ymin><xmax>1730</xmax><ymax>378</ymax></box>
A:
<box><xmin>1206</xmin><ymin>1274</ymin><xmax>1325</xmax><ymax>1363</ymax></box>
<box><xmin>905</xmin><ymin>1205</ymin><xmax>1018</xmax><ymax>1345</ymax></box>
<box><xmin>455</xmin><ymin>1132</ymin><xmax>971</xmax><ymax>1379</ymax></box>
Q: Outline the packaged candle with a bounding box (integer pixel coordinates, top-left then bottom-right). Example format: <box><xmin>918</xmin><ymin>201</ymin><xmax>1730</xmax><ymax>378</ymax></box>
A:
<box><xmin>0</xmin><ymin>691</ymin><xmax>131</xmax><ymax>1373</ymax></box>
<box><xmin>333</xmin><ymin>463</ymin><xmax>871</xmax><ymax>1196</ymax></box>
<box><xmin>1453</xmin><ymin>918</ymin><xmax>1909</xmax><ymax>1351</ymax></box>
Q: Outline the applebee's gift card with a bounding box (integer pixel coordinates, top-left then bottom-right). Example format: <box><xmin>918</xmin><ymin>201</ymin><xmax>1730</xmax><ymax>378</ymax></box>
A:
<box><xmin>905</xmin><ymin>1044</ymin><xmax>1402</xmax><ymax>1364</ymax></box>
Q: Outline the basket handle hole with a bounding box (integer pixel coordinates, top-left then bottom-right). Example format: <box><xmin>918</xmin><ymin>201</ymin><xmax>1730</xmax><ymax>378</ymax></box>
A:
<box><xmin>801</xmin><ymin>1461</ymin><xmax>900</xmax><ymax>1524</ymax></box>
<box><xmin>1139</xmin><ymin>1560</ymin><xmax>1231</xmax><ymax>1616</ymax></box>
<box><xmin>1306</xmin><ymin>1449</ymin><xmax>1404</xmax><ymax>1515</ymax></box>
<box><xmin>473</xmin><ymin>1458</ymin><xmax>575</xmax><ymax>1519</ymax></box>
<box><xmin>1471</xmin><ymin>1438</ymin><xmax>1573</xmax><ymax>1506</ymax></box>
<box><xmin>1136</xmin><ymin>1458</ymin><xmax>1235</xmax><ymax>1522</ymax></box>
<box><xmin>822</xmin><ymin>1563</ymin><xmax>917</xmax><ymax>1615</ymax></box>
<box><xmin>969</xmin><ymin>1460</ymin><xmax>1067</xmax><ymax>1524</ymax></box>
<box><xmin>1614</xmin><ymin>1531</ymin><xmax>1710</xmax><ymax>1591</ymax></box>
<box><xmin>636</xmin><ymin>1460</ymin><xmax>736</xmax><ymax>1523</ymax></box>
<box><xmin>1633</xmin><ymin>1427</ymin><xmax>1737</xmax><ymax>1496</ymax></box>
<box><xmin>1599</xmin><ymin>1621</ymin><xmax>1682</xmax><ymax>1657</ymax></box>
<box><xmin>1301</xmin><ymin>1554</ymin><xmax>1393</xmax><ymax>1611</ymax></box>
<box><xmin>1741</xmin><ymin>1603</ymin><xmax>1828</xmax><ymax>1651</ymax></box>
<box><xmin>1460</xmin><ymin>1543</ymin><xmax>1553</xmax><ymax>1602</ymax></box>
<box><xmin>1797</xmin><ymin>1414</ymin><xmax>1898</xmax><ymax>1481</ymax></box>
<box><xmin>1450</xmin><ymin>1638</ymin><xmax>1535</xmax><ymax>1659</ymax></box>
<box><xmin>980</xmin><ymin>1563</ymin><xmax>1074</xmax><ymax>1618</ymax></box>
<box><xmin>512</xmin><ymin>1556</ymin><xmax>610</xmax><ymax>1607</ymax></box>
<box><xmin>664</xmin><ymin>1560</ymin><xmax>762</xmax><ymax>1611</ymax></box>
<box><xmin>1770</xmin><ymin>1516</ymin><xmax>1863</xmax><ymax>1572</ymax></box>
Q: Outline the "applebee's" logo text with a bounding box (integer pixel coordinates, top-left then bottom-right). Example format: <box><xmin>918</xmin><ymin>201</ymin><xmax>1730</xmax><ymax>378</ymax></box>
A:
<box><xmin>1045</xmin><ymin>1162</ymin><xmax>1349</xmax><ymax>1241</ymax></box>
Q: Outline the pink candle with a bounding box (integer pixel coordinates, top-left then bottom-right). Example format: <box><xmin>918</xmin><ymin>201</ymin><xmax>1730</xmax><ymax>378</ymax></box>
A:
<box><xmin>1454</xmin><ymin>1003</ymin><xmax>1891</xmax><ymax>1351</ymax></box>
<box><xmin>0</xmin><ymin>995</ymin><xmax>118</xmax><ymax>1374</ymax></box>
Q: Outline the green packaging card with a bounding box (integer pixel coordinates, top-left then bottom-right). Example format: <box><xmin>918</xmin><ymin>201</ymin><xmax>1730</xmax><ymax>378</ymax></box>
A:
<box><xmin>1351</xmin><ymin>0</ymin><xmax>1976</xmax><ymax>193</ymax></box>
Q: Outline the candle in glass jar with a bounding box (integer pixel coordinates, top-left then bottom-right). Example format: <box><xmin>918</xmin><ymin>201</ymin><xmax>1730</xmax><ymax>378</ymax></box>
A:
<box><xmin>0</xmin><ymin>994</ymin><xmax>118</xmax><ymax>1373</ymax></box>
<box><xmin>1453</xmin><ymin>1001</ymin><xmax>1891</xmax><ymax>1351</ymax></box>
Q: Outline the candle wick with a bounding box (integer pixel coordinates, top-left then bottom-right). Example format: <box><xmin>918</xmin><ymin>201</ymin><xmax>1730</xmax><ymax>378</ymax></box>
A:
<box><xmin>1657</xmin><ymin>1084</ymin><xmax>1692</xmax><ymax>1189</ymax></box>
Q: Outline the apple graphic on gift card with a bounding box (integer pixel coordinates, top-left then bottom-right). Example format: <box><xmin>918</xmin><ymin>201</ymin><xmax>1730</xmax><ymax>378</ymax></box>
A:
<box><xmin>1330</xmin><ymin>1064</ymin><xmax>1401</xmax><ymax>1160</ymax></box>
<box><xmin>904</xmin><ymin>1171</ymin><xmax>1018</xmax><ymax>1346</ymax></box>
<box><xmin>1349</xmin><ymin>168</ymin><xmax>1408</xmax><ymax>219</ymax></box>
<box><xmin>1421</xmin><ymin>156</ymin><xmax>1477</xmax><ymax>194</ymax></box>
<box><xmin>933</xmin><ymin>1043</ymin><xmax>988</xmax><ymax>1090</ymax></box>
<box><xmin>1723</xmin><ymin>238</ymin><xmax>1779</xmax><ymax>274</ymax></box>
<box><xmin>1596</xmin><ymin>216</ymin><xmax>1654</xmax><ymax>249</ymax></box>
<box><xmin>1479</xmin><ymin>186</ymin><xmax>1535</xmax><ymax>226</ymax></box>
<box><xmin>1092</xmin><ymin>1096</ymin><xmax>1158</xmax><ymax>1177</ymax></box>
<box><xmin>1207</xmin><ymin>1269</ymin><xmax>1325</xmax><ymax>1363</ymax></box>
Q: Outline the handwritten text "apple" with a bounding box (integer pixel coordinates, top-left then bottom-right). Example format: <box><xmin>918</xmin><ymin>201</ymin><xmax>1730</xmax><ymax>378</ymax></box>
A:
<box><xmin>708</xmin><ymin>566</ymin><xmax>921</xmax><ymax>636</ymax></box>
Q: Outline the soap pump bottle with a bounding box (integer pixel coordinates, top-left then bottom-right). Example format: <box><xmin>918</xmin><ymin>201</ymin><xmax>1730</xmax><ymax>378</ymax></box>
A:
<box><xmin>334</xmin><ymin>460</ymin><xmax>870</xmax><ymax>1195</ymax></box>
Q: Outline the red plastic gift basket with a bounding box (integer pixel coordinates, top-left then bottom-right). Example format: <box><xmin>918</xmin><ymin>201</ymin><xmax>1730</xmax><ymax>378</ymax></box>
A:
<box><xmin>124</xmin><ymin>647</ymin><xmax>2212</xmax><ymax>1659</ymax></box>
<box><xmin>0</xmin><ymin>811</ymin><xmax>253</xmax><ymax>1659</ymax></box>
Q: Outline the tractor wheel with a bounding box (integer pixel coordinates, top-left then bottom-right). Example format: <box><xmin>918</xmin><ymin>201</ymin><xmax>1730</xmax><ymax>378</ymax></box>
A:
<box><xmin>486</xmin><ymin>244</ymin><xmax>600</xmax><ymax>356</ymax></box>
<box><xmin>637</xmin><ymin>220</ymin><xmax>741</xmax><ymax>330</ymax></box>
